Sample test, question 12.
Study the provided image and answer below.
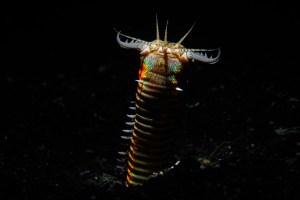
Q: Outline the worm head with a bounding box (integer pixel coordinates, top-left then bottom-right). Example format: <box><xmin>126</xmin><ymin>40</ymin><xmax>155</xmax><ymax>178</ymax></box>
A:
<box><xmin>116</xmin><ymin>20</ymin><xmax>221</xmax><ymax>64</ymax></box>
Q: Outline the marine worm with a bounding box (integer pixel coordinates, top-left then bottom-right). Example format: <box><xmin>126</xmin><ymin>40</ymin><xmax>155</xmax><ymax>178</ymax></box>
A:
<box><xmin>116</xmin><ymin>17</ymin><xmax>220</xmax><ymax>187</ymax></box>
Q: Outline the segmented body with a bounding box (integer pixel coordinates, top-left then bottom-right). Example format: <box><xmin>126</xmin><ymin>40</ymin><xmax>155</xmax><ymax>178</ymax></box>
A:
<box><xmin>116</xmin><ymin>19</ymin><xmax>220</xmax><ymax>187</ymax></box>
<box><xmin>127</xmin><ymin>53</ymin><xmax>186</xmax><ymax>186</ymax></box>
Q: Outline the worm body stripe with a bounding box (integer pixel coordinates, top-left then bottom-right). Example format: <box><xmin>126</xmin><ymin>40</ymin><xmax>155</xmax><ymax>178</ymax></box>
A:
<box><xmin>116</xmin><ymin>19</ymin><xmax>220</xmax><ymax>187</ymax></box>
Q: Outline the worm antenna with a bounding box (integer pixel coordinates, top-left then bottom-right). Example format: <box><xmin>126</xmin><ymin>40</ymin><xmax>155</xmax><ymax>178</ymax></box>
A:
<box><xmin>156</xmin><ymin>14</ymin><xmax>160</xmax><ymax>40</ymax></box>
<box><xmin>176</xmin><ymin>23</ymin><xmax>195</xmax><ymax>47</ymax></box>
<box><xmin>164</xmin><ymin>20</ymin><xmax>169</xmax><ymax>42</ymax></box>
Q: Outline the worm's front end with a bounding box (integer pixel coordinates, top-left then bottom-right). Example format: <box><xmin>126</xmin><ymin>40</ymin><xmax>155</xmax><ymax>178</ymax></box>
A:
<box><xmin>116</xmin><ymin>19</ymin><xmax>220</xmax><ymax>187</ymax></box>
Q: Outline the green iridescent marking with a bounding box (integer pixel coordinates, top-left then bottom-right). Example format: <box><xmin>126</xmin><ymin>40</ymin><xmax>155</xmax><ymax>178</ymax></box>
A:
<box><xmin>144</xmin><ymin>58</ymin><xmax>153</xmax><ymax>68</ymax></box>
<box><xmin>131</xmin><ymin>172</ymin><xmax>149</xmax><ymax>180</ymax></box>
<box><xmin>170</xmin><ymin>64</ymin><xmax>181</xmax><ymax>73</ymax></box>
<box><xmin>168</xmin><ymin>75</ymin><xmax>177</xmax><ymax>84</ymax></box>
<box><xmin>169</xmin><ymin>60</ymin><xmax>182</xmax><ymax>73</ymax></box>
<box><xmin>139</xmin><ymin>58</ymin><xmax>154</xmax><ymax>80</ymax></box>
<box><xmin>128</xmin><ymin>181</ymin><xmax>138</xmax><ymax>186</ymax></box>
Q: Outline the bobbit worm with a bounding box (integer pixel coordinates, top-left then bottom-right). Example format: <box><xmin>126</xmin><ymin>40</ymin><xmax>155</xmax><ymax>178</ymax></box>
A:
<box><xmin>116</xmin><ymin>17</ymin><xmax>220</xmax><ymax>187</ymax></box>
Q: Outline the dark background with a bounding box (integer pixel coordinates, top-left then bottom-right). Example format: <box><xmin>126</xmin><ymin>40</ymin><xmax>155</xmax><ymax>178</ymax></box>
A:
<box><xmin>2</xmin><ymin>1</ymin><xmax>300</xmax><ymax>199</ymax></box>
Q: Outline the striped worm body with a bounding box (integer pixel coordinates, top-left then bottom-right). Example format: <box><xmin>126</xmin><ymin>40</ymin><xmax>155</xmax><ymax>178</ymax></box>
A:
<box><xmin>116</xmin><ymin>18</ymin><xmax>220</xmax><ymax>187</ymax></box>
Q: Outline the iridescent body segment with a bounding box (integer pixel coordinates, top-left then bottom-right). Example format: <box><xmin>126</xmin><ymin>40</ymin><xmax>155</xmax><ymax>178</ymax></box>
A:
<box><xmin>116</xmin><ymin>18</ymin><xmax>220</xmax><ymax>187</ymax></box>
<box><xmin>139</xmin><ymin>54</ymin><xmax>184</xmax><ymax>86</ymax></box>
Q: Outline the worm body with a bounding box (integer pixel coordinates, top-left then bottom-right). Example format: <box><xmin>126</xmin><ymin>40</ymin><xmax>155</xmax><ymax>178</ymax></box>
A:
<box><xmin>116</xmin><ymin>19</ymin><xmax>220</xmax><ymax>187</ymax></box>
